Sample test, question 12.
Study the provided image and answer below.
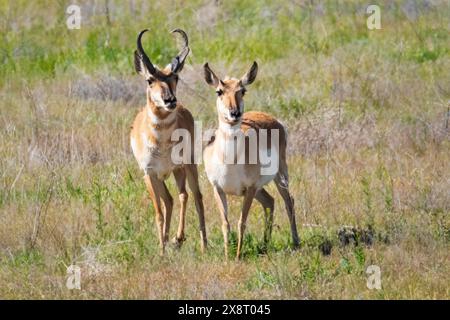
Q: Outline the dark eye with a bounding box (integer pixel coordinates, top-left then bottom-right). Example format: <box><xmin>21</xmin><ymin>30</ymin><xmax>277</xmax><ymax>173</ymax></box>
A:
<box><xmin>147</xmin><ymin>79</ymin><xmax>154</xmax><ymax>85</ymax></box>
<box><xmin>216</xmin><ymin>89</ymin><xmax>223</xmax><ymax>96</ymax></box>
<box><xmin>241</xmin><ymin>88</ymin><xmax>247</xmax><ymax>96</ymax></box>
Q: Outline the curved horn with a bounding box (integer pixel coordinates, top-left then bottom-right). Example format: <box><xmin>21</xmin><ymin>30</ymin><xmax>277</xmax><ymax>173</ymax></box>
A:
<box><xmin>136</xmin><ymin>29</ymin><xmax>157</xmax><ymax>75</ymax></box>
<box><xmin>172</xmin><ymin>28</ymin><xmax>189</xmax><ymax>47</ymax></box>
<box><xmin>170</xmin><ymin>28</ymin><xmax>190</xmax><ymax>73</ymax></box>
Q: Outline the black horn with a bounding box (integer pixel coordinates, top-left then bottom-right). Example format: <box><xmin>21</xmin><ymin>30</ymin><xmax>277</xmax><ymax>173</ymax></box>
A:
<box><xmin>135</xmin><ymin>29</ymin><xmax>157</xmax><ymax>75</ymax></box>
<box><xmin>170</xmin><ymin>28</ymin><xmax>190</xmax><ymax>73</ymax></box>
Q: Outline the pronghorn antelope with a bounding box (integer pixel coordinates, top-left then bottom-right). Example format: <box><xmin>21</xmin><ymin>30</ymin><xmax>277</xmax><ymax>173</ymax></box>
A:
<box><xmin>130</xmin><ymin>29</ymin><xmax>207</xmax><ymax>254</ymax></box>
<box><xmin>202</xmin><ymin>62</ymin><xmax>300</xmax><ymax>259</ymax></box>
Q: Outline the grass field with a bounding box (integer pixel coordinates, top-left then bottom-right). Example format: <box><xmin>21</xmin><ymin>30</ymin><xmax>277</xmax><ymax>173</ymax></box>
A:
<box><xmin>0</xmin><ymin>0</ymin><xmax>449</xmax><ymax>299</ymax></box>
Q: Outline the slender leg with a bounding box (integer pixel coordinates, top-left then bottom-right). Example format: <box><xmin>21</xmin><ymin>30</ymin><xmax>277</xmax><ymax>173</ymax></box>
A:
<box><xmin>213</xmin><ymin>186</ymin><xmax>230</xmax><ymax>259</ymax></box>
<box><xmin>143</xmin><ymin>174</ymin><xmax>167</xmax><ymax>255</ymax></box>
<box><xmin>236</xmin><ymin>187</ymin><xmax>257</xmax><ymax>260</ymax></box>
<box><xmin>160</xmin><ymin>182</ymin><xmax>174</xmax><ymax>243</ymax></box>
<box><xmin>255</xmin><ymin>188</ymin><xmax>275</xmax><ymax>247</ymax></box>
<box><xmin>185</xmin><ymin>164</ymin><xmax>207</xmax><ymax>252</ymax></box>
<box><xmin>274</xmin><ymin>166</ymin><xmax>300</xmax><ymax>249</ymax></box>
<box><xmin>173</xmin><ymin>168</ymin><xmax>188</xmax><ymax>246</ymax></box>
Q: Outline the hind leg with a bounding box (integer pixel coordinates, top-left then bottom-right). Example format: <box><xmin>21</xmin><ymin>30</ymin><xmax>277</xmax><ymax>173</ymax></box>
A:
<box><xmin>255</xmin><ymin>188</ymin><xmax>275</xmax><ymax>246</ymax></box>
<box><xmin>185</xmin><ymin>164</ymin><xmax>207</xmax><ymax>252</ymax></box>
<box><xmin>274</xmin><ymin>165</ymin><xmax>300</xmax><ymax>248</ymax></box>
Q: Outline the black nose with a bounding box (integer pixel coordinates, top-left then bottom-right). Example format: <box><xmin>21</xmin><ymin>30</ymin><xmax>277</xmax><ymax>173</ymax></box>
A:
<box><xmin>230</xmin><ymin>110</ymin><xmax>241</xmax><ymax>118</ymax></box>
<box><xmin>164</xmin><ymin>97</ymin><xmax>177</xmax><ymax>108</ymax></box>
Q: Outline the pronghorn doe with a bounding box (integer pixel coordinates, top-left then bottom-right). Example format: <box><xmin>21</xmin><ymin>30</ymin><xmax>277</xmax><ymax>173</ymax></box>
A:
<box><xmin>202</xmin><ymin>62</ymin><xmax>300</xmax><ymax>259</ymax></box>
<box><xmin>130</xmin><ymin>29</ymin><xmax>207</xmax><ymax>254</ymax></box>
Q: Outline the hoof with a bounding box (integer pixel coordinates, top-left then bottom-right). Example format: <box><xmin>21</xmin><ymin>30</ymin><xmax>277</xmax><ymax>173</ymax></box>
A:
<box><xmin>171</xmin><ymin>236</ymin><xmax>186</xmax><ymax>248</ymax></box>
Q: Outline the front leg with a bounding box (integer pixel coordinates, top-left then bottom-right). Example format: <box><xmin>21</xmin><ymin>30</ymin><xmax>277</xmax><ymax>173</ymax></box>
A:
<box><xmin>173</xmin><ymin>168</ymin><xmax>188</xmax><ymax>246</ymax></box>
<box><xmin>213</xmin><ymin>186</ymin><xmax>230</xmax><ymax>259</ymax></box>
<box><xmin>143</xmin><ymin>174</ymin><xmax>167</xmax><ymax>255</ymax></box>
<box><xmin>160</xmin><ymin>181</ymin><xmax>174</xmax><ymax>243</ymax></box>
<box><xmin>236</xmin><ymin>187</ymin><xmax>257</xmax><ymax>260</ymax></box>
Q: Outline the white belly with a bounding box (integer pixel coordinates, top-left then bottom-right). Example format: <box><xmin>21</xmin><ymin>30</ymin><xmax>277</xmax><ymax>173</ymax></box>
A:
<box><xmin>206</xmin><ymin>163</ymin><xmax>250</xmax><ymax>196</ymax></box>
<box><xmin>146</xmin><ymin>152</ymin><xmax>176</xmax><ymax>180</ymax></box>
<box><xmin>204</xmin><ymin>151</ymin><xmax>277</xmax><ymax>196</ymax></box>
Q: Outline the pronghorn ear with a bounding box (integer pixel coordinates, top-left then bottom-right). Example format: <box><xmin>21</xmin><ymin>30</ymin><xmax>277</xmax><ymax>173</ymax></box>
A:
<box><xmin>203</xmin><ymin>63</ymin><xmax>220</xmax><ymax>87</ymax></box>
<box><xmin>134</xmin><ymin>50</ymin><xmax>152</xmax><ymax>80</ymax></box>
<box><xmin>241</xmin><ymin>61</ymin><xmax>258</xmax><ymax>86</ymax></box>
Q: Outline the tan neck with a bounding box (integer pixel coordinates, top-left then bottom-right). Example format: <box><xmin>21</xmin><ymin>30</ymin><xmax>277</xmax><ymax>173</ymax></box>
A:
<box><xmin>145</xmin><ymin>105</ymin><xmax>176</xmax><ymax>134</ymax></box>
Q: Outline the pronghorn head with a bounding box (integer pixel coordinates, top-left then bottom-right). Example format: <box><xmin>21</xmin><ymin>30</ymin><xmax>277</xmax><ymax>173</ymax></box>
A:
<box><xmin>134</xmin><ymin>29</ymin><xmax>190</xmax><ymax>112</ymax></box>
<box><xmin>203</xmin><ymin>62</ymin><xmax>258</xmax><ymax>125</ymax></box>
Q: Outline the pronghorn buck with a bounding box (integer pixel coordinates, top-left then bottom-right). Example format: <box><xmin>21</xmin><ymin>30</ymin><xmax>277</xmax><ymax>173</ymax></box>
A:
<box><xmin>203</xmin><ymin>62</ymin><xmax>300</xmax><ymax>259</ymax></box>
<box><xmin>130</xmin><ymin>29</ymin><xmax>207</xmax><ymax>254</ymax></box>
